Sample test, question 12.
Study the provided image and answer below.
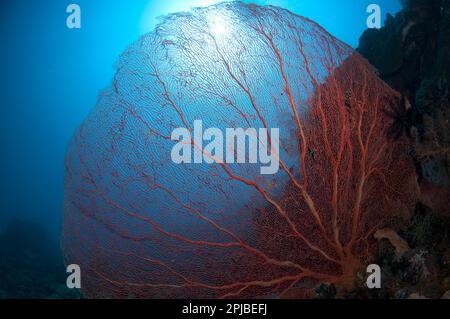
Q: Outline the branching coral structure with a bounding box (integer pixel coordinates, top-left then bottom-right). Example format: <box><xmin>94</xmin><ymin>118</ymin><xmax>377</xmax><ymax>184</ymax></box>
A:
<box><xmin>62</xmin><ymin>2</ymin><xmax>418</xmax><ymax>298</ymax></box>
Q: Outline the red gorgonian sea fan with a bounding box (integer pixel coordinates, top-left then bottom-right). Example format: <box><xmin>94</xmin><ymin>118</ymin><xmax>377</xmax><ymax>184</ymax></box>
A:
<box><xmin>62</xmin><ymin>2</ymin><xmax>418</xmax><ymax>298</ymax></box>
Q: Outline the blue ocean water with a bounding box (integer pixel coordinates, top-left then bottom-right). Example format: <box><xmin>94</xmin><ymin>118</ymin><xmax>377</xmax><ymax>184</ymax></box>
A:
<box><xmin>0</xmin><ymin>0</ymin><xmax>402</xmax><ymax>239</ymax></box>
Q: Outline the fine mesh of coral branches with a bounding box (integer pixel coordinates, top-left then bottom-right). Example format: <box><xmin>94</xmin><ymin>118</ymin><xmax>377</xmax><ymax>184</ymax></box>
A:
<box><xmin>63</xmin><ymin>2</ymin><xmax>418</xmax><ymax>298</ymax></box>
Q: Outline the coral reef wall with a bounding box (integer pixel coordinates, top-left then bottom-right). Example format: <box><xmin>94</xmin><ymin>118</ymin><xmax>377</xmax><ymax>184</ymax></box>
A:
<box><xmin>358</xmin><ymin>0</ymin><xmax>450</xmax><ymax>216</ymax></box>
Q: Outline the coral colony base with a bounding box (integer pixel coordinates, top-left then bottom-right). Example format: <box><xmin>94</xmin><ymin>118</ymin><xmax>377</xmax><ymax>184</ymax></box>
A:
<box><xmin>63</xmin><ymin>3</ymin><xmax>418</xmax><ymax>298</ymax></box>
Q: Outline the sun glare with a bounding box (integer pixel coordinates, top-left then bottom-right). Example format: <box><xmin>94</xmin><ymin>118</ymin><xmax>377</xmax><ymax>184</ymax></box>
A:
<box><xmin>140</xmin><ymin>0</ymin><xmax>223</xmax><ymax>34</ymax></box>
<box><xmin>207</xmin><ymin>11</ymin><xmax>233</xmax><ymax>39</ymax></box>
<box><xmin>210</xmin><ymin>15</ymin><xmax>228</xmax><ymax>37</ymax></box>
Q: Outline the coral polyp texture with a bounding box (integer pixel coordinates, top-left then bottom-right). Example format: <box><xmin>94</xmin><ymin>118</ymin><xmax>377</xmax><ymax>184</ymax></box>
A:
<box><xmin>62</xmin><ymin>2</ymin><xmax>418</xmax><ymax>298</ymax></box>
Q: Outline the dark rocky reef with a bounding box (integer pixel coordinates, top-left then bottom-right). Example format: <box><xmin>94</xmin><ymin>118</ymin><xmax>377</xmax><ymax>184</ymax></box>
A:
<box><xmin>0</xmin><ymin>219</ymin><xmax>80</xmax><ymax>299</ymax></box>
<box><xmin>358</xmin><ymin>0</ymin><xmax>450</xmax><ymax>217</ymax></box>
